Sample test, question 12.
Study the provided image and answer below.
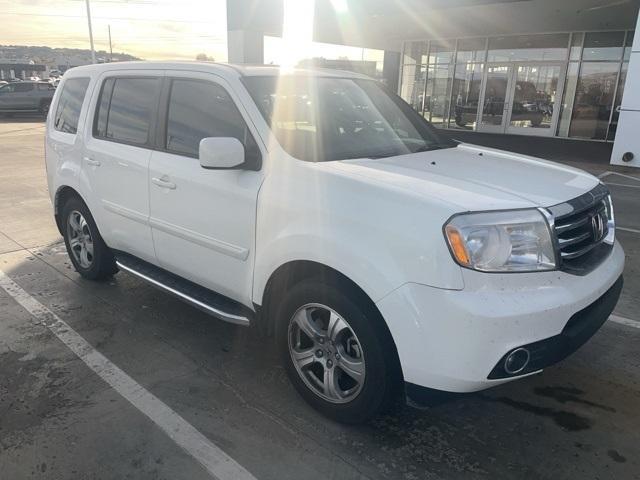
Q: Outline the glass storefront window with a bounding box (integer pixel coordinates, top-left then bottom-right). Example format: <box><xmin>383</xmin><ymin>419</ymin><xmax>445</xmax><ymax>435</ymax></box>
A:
<box><xmin>428</xmin><ymin>40</ymin><xmax>455</xmax><ymax>64</ymax></box>
<box><xmin>399</xmin><ymin>30</ymin><xmax>628</xmax><ymax>141</ymax></box>
<box><xmin>569</xmin><ymin>33</ymin><xmax>583</xmax><ymax>61</ymax></box>
<box><xmin>456</xmin><ymin>38</ymin><xmax>486</xmax><ymax>63</ymax></box>
<box><xmin>607</xmin><ymin>62</ymin><xmax>628</xmax><ymax>140</ymax></box>
<box><xmin>509</xmin><ymin>64</ymin><xmax>560</xmax><ymax>130</ymax></box>
<box><xmin>424</xmin><ymin>63</ymin><xmax>453</xmax><ymax>127</ymax></box>
<box><xmin>624</xmin><ymin>31</ymin><xmax>635</xmax><ymax>61</ymax></box>
<box><xmin>400</xmin><ymin>64</ymin><xmax>427</xmax><ymax>113</ymax></box>
<box><xmin>582</xmin><ymin>32</ymin><xmax>625</xmax><ymax>61</ymax></box>
<box><xmin>569</xmin><ymin>62</ymin><xmax>619</xmax><ymax>140</ymax></box>
<box><xmin>488</xmin><ymin>34</ymin><xmax>569</xmax><ymax>62</ymax></box>
<box><xmin>450</xmin><ymin>63</ymin><xmax>484</xmax><ymax>130</ymax></box>
<box><xmin>403</xmin><ymin>41</ymin><xmax>428</xmax><ymax>65</ymax></box>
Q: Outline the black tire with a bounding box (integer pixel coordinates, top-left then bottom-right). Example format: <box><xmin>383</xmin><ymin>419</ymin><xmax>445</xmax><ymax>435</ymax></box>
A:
<box><xmin>40</xmin><ymin>101</ymin><xmax>51</xmax><ymax>117</ymax></box>
<box><xmin>61</xmin><ymin>196</ymin><xmax>118</xmax><ymax>280</ymax></box>
<box><xmin>276</xmin><ymin>277</ymin><xmax>402</xmax><ymax>423</ymax></box>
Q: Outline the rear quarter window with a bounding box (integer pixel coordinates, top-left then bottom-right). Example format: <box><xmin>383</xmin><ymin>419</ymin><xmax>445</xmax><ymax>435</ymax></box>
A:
<box><xmin>54</xmin><ymin>78</ymin><xmax>90</xmax><ymax>134</ymax></box>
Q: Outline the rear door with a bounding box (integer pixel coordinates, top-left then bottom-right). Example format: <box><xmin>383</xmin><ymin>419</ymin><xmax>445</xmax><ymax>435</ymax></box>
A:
<box><xmin>82</xmin><ymin>71</ymin><xmax>163</xmax><ymax>263</ymax></box>
<box><xmin>16</xmin><ymin>82</ymin><xmax>37</xmax><ymax>109</ymax></box>
<box><xmin>148</xmin><ymin>72</ymin><xmax>264</xmax><ymax>304</ymax></box>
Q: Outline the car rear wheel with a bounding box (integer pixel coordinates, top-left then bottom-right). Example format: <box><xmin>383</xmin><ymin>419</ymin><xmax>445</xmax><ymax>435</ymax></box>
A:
<box><xmin>40</xmin><ymin>101</ymin><xmax>51</xmax><ymax>117</ymax></box>
<box><xmin>61</xmin><ymin>196</ymin><xmax>117</xmax><ymax>280</ymax></box>
<box><xmin>276</xmin><ymin>277</ymin><xmax>401</xmax><ymax>423</ymax></box>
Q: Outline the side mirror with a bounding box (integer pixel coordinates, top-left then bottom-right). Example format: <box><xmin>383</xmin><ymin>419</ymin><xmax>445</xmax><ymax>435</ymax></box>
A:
<box><xmin>199</xmin><ymin>137</ymin><xmax>245</xmax><ymax>169</ymax></box>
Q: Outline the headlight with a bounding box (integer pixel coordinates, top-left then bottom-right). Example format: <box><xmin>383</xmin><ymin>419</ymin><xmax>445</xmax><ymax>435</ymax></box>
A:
<box><xmin>444</xmin><ymin>209</ymin><xmax>556</xmax><ymax>272</ymax></box>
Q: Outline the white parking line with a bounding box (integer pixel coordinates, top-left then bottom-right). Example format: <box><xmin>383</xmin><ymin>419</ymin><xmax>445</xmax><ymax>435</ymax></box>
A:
<box><xmin>0</xmin><ymin>269</ymin><xmax>257</xmax><ymax>480</ymax></box>
<box><xmin>599</xmin><ymin>171</ymin><xmax>640</xmax><ymax>182</ymax></box>
<box><xmin>618</xmin><ymin>226</ymin><xmax>640</xmax><ymax>234</ymax></box>
<box><xmin>604</xmin><ymin>182</ymin><xmax>640</xmax><ymax>189</ymax></box>
<box><xmin>609</xmin><ymin>314</ymin><xmax>640</xmax><ymax>329</ymax></box>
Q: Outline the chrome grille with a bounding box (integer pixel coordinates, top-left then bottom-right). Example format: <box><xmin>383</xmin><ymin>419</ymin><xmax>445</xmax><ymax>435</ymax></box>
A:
<box><xmin>547</xmin><ymin>184</ymin><xmax>612</xmax><ymax>274</ymax></box>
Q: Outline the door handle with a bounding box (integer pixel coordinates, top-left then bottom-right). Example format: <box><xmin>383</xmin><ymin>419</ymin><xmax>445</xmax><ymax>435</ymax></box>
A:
<box><xmin>83</xmin><ymin>156</ymin><xmax>101</xmax><ymax>167</ymax></box>
<box><xmin>152</xmin><ymin>177</ymin><xmax>177</xmax><ymax>190</ymax></box>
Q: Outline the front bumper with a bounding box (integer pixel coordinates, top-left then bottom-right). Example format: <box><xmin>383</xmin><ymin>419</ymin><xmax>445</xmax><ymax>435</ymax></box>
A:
<box><xmin>376</xmin><ymin>242</ymin><xmax>625</xmax><ymax>393</ymax></box>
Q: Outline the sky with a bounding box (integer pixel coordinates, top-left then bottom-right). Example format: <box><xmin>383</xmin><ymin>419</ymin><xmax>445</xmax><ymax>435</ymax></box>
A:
<box><xmin>1</xmin><ymin>0</ymin><xmax>383</xmax><ymax>66</ymax></box>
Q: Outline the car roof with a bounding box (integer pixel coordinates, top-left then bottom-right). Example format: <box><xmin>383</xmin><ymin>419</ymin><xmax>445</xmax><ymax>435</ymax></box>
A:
<box><xmin>62</xmin><ymin>61</ymin><xmax>372</xmax><ymax>81</ymax></box>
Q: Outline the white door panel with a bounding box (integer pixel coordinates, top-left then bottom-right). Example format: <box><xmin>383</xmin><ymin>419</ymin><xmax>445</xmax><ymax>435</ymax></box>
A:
<box><xmin>149</xmin><ymin>151</ymin><xmax>260</xmax><ymax>303</ymax></box>
<box><xmin>81</xmin><ymin>70</ymin><xmax>163</xmax><ymax>263</ymax></box>
<box><xmin>84</xmin><ymin>138</ymin><xmax>155</xmax><ymax>262</ymax></box>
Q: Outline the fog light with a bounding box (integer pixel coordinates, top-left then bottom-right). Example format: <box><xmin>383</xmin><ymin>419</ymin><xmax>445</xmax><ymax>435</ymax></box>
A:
<box><xmin>504</xmin><ymin>348</ymin><xmax>530</xmax><ymax>374</ymax></box>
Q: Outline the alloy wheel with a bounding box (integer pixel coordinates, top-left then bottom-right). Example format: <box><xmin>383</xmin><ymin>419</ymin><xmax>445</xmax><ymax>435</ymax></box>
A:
<box><xmin>288</xmin><ymin>303</ymin><xmax>366</xmax><ymax>404</ymax></box>
<box><xmin>67</xmin><ymin>210</ymin><xmax>94</xmax><ymax>269</ymax></box>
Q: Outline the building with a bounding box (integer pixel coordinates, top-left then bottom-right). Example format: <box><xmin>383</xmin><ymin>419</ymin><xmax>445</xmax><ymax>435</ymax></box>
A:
<box><xmin>226</xmin><ymin>0</ymin><xmax>640</xmax><ymax>168</ymax></box>
<box><xmin>0</xmin><ymin>61</ymin><xmax>47</xmax><ymax>80</ymax></box>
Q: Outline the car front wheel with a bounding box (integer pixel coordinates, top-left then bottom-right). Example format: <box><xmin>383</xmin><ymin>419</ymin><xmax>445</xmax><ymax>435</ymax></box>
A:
<box><xmin>277</xmin><ymin>277</ymin><xmax>401</xmax><ymax>423</ymax></box>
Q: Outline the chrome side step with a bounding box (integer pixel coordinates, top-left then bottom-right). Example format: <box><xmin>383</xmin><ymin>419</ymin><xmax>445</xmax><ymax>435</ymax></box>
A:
<box><xmin>114</xmin><ymin>254</ymin><xmax>251</xmax><ymax>327</ymax></box>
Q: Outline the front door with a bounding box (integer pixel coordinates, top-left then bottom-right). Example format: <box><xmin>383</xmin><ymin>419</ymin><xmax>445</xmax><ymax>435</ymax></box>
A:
<box><xmin>478</xmin><ymin>64</ymin><xmax>513</xmax><ymax>133</ymax></box>
<box><xmin>477</xmin><ymin>63</ymin><xmax>564</xmax><ymax>136</ymax></box>
<box><xmin>148</xmin><ymin>73</ymin><xmax>264</xmax><ymax>306</ymax></box>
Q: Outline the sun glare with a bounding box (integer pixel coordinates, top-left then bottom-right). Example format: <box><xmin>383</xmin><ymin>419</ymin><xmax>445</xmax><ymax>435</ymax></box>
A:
<box><xmin>280</xmin><ymin>0</ymin><xmax>316</xmax><ymax>68</ymax></box>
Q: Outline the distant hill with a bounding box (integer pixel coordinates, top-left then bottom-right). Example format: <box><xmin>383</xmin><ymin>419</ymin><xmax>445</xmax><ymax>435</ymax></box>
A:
<box><xmin>0</xmin><ymin>45</ymin><xmax>141</xmax><ymax>68</ymax></box>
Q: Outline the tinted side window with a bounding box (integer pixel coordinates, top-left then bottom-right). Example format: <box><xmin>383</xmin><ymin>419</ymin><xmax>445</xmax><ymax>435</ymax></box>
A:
<box><xmin>166</xmin><ymin>79</ymin><xmax>260</xmax><ymax>162</ymax></box>
<box><xmin>94</xmin><ymin>77</ymin><xmax>160</xmax><ymax>146</ymax></box>
<box><xmin>54</xmin><ymin>78</ymin><xmax>90</xmax><ymax>134</ymax></box>
<box><xmin>38</xmin><ymin>83</ymin><xmax>53</xmax><ymax>91</ymax></box>
<box><xmin>15</xmin><ymin>83</ymin><xmax>34</xmax><ymax>93</ymax></box>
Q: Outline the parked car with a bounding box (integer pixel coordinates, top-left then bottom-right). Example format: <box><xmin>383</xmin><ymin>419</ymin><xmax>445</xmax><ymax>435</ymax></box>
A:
<box><xmin>0</xmin><ymin>81</ymin><xmax>55</xmax><ymax>116</ymax></box>
<box><xmin>45</xmin><ymin>63</ymin><xmax>624</xmax><ymax>423</ymax></box>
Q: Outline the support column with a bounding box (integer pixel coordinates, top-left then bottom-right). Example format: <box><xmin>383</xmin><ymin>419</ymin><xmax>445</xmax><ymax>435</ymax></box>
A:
<box><xmin>227</xmin><ymin>30</ymin><xmax>265</xmax><ymax>64</ymax></box>
<box><xmin>382</xmin><ymin>50</ymin><xmax>401</xmax><ymax>94</ymax></box>
<box><xmin>226</xmin><ymin>0</ymin><xmax>283</xmax><ymax>64</ymax></box>
<box><xmin>611</xmin><ymin>16</ymin><xmax>640</xmax><ymax>168</ymax></box>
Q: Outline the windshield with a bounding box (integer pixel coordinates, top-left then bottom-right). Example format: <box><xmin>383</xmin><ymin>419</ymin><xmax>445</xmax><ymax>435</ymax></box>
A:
<box><xmin>243</xmin><ymin>75</ymin><xmax>456</xmax><ymax>162</ymax></box>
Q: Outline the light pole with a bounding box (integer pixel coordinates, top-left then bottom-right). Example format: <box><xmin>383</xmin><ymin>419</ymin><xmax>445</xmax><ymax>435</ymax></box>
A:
<box><xmin>85</xmin><ymin>0</ymin><xmax>96</xmax><ymax>64</ymax></box>
<box><xmin>108</xmin><ymin>25</ymin><xmax>113</xmax><ymax>62</ymax></box>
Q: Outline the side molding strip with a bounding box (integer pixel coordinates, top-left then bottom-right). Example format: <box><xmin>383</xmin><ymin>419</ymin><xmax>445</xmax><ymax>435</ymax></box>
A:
<box><xmin>102</xmin><ymin>200</ymin><xmax>148</xmax><ymax>225</ymax></box>
<box><xmin>149</xmin><ymin>217</ymin><xmax>250</xmax><ymax>261</ymax></box>
<box><xmin>115</xmin><ymin>261</ymin><xmax>250</xmax><ymax>326</ymax></box>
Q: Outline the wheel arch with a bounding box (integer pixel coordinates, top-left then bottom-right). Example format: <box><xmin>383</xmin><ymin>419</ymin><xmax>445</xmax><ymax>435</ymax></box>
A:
<box><xmin>260</xmin><ymin>259</ymin><xmax>405</xmax><ymax>388</ymax></box>
<box><xmin>261</xmin><ymin>260</ymin><xmax>403</xmax><ymax>372</ymax></box>
<box><xmin>54</xmin><ymin>185</ymin><xmax>85</xmax><ymax>235</ymax></box>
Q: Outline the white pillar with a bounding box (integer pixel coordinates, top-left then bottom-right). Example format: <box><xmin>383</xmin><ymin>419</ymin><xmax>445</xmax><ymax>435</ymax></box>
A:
<box><xmin>227</xmin><ymin>29</ymin><xmax>264</xmax><ymax>64</ymax></box>
<box><xmin>611</xmin><ymin>16</ymin><xmax>640</xmax><ymax>168</ymax></box>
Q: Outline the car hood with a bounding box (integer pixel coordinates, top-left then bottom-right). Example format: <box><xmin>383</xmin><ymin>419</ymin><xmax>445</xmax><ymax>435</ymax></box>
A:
<box><xmin>326</xmin><ymin>143</ymin><xmax>600</xmax><ymax>212</ymax></box>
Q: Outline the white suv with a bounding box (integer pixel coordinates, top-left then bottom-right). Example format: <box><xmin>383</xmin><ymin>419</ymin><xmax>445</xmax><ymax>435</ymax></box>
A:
<box><xmin>45</xmin><ymin>62</ymin><xmax>624</xmax><ymax>423</ymax></box>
